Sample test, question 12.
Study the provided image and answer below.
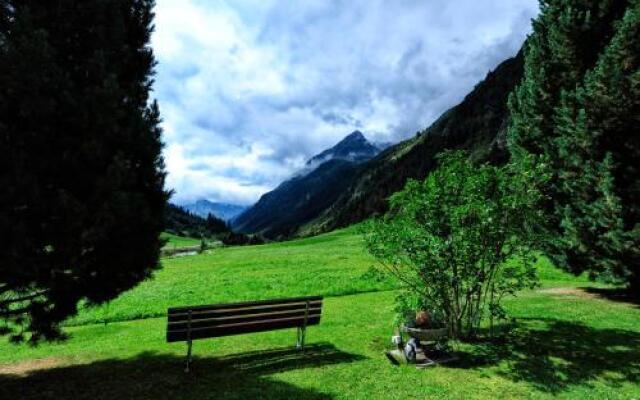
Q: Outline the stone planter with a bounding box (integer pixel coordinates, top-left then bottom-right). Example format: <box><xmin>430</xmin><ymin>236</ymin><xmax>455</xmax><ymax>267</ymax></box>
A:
<box><xmin>401</xmin><ymin>326</ymin><xmax>449</xmax><ymax>342</ymax></box>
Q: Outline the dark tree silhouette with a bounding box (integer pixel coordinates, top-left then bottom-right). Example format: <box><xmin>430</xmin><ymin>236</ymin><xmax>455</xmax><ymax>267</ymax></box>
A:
<box><xmin>0</xmin><ymin>0</ymin><xmax>168</xmax><ymax>342</ymax></box>
<box><xmin>164</xmin><ymin>205</ymin><xmax>231</xmax><ymax>238</ymax></box>
<box><xmin>206</xmin><ymin>213</ymin><xmax>229</xmax><ymax>235</ymax></box>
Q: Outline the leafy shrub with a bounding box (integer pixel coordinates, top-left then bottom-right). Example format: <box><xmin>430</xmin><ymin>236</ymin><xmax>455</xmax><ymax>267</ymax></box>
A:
<box><xmin>364</xmin><ymin>151</ymin><xmax>548</xmax><ymax>339</ymax></box>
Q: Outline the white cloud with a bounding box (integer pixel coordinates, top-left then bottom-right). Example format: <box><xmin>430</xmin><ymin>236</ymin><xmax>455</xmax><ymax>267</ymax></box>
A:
<box><xmin>152</xmin><ymin>0</ymin><xmax>539</xmax><ymax>205</ymax></box>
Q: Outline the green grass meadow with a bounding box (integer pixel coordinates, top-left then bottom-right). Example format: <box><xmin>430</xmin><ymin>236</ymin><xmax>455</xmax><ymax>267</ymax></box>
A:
<box><xmin>1</xmin><ymin>226</ymin><xmax>638</xmax><ymax>399</ymax></box>
<box><xmin>161</xmin><ymin>232</ymin><xmax>202</xmax><ymax>249</ymax></box>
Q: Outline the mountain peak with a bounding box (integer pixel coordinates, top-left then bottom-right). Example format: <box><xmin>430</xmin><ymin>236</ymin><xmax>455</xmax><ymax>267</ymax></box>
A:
<box><xmin>306</xmin><ymin>131</ymin><xmax>379</xmax><ymax>166</ymax></box>
<box><xmin>344</xmin><ymin>130</ymin><xmax>365</xmax><ymax>140</ymax></box>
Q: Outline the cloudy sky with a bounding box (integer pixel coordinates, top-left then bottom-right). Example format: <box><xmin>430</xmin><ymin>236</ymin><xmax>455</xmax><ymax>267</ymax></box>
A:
<box><xmin>152</xmin><ymin>0</ymin><xmax>539</xmax><ymax>206</ymax></box>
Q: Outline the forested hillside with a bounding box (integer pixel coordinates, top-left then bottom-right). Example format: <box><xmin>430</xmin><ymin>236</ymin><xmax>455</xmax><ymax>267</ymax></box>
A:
<box><xmin>302</xmin><ymin>51</ymin><xmax>524</xmax><ymax>235</ymax></box>
<box><xmin>233</xmin><ymin>131</ymin><xmax>382</xmax><ymax>238</ymax></box>
<box><xmin>165</xmin><ymin>204</ymin><xmax>228</xmax><ymax>238</ymax></box>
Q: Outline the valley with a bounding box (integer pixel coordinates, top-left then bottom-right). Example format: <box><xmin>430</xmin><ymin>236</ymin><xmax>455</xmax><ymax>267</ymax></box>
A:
<box><xmin>2</xmin><ymin>227</ymin><xmax>638</xmax><ymax>400</ymax></box>
<box><xmin>3</xmin><ymin>2</ymin><xmax>639</xmax><ymax>400</ymax></box>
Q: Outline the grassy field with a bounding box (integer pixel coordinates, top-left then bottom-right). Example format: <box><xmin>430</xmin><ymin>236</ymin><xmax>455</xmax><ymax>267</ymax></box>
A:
<box><xmin>161</xmin><ymin>232</ymin><xmax>201</xmax><ymax>249</ymax></box>
<box><xmin>1</xmin><ymin>226</ymin><xmax>638</xmax><ymax>399</ymax></box>
<box><xmin>67</xmin><ymin>228</ymin><xmax>396</xmax><ymax>326</ymax></box>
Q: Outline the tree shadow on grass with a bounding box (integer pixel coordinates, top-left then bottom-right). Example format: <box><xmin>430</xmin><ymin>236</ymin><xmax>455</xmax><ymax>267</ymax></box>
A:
<box><xmin>0</xmin><ymin>343</ymin><xmax>364</xmax><ymax>400</ymax></box>
<box><xmin>451</xmin><ymin>319</ymin><xmax>640</xmax><ymax>394</ymax></box>
<box><xmin>581</xmin><ymin>287</ymin><xmax>640</xmax><ymax>307</ymax></box>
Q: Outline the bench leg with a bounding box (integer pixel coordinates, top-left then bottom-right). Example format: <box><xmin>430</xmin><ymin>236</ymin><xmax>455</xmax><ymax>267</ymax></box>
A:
<box><xmin>185</xmin><ymin>339</ymin><xmax>193</xmax><ymax>373</ymax></box>
<box><xmin>296</xmin><ymin>326</ymin><xmax>306</xmax><ymax>351</ymax></box>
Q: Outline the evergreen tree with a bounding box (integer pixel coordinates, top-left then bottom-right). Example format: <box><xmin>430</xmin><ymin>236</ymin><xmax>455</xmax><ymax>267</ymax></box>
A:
<box><xmin>164</xmin><ymin>205</ymin><xmax>232</xmax><ymax>238</ymax></box>
<box><xmin>508</xmin><ymin>0</ymin><xmax>639</xmax><ymax>291</ymax></box>
<box><xmin>205</xmin><ymin>213</ymin><xmax>229</xmax><ymax>235</ymax></box>
<box><xmin>0</xmin><ymin>0</ymin><xmax>168</xmax><ymax>342</ymax></box>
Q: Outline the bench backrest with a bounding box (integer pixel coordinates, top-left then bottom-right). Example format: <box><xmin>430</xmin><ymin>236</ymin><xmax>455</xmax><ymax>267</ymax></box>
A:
<box><xmin>166</xmin><ymin>296</ymin><xmax>323</xmax><ymax>343</ymax></box>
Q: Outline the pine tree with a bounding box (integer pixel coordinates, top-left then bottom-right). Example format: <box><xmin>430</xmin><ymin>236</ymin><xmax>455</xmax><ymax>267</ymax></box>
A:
<box><xmin>0</xmin><ymin>0</ymin><xmax>168</xmax><ymax>342</ymax></box>
<box><xmin>206</xmin><ymin>214</ymin><xmax>230</xmax><ymax>235</ymax></box>
<box><xmin>508</xmin><ymin>0</ymin><xmax>639</xmax><ymax>292</ymax></box>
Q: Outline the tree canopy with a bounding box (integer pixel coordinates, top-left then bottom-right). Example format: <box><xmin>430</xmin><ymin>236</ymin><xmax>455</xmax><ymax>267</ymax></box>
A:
<box><xmin>508</xmin><ymin>0</ymin><xmax>640</xmax><ymax>291</ymax></box>
<box><xmin>0</xmin><ymin>0</ymin><xmax>168</xmax><ymax>342</ymax></box>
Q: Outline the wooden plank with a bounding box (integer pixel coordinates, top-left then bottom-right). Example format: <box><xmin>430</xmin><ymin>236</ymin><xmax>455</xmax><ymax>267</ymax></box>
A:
<box><xmin>166</xmin><ymin>296</ymin><xmax>324</xmax><ymax>343</ymax></box>
<box><xmin>167</xmin><ymin>307</ymin><xmax>322</xmax><ymax>330</ymax></box>
<box><xmin>167</xmin><ymin>300</ymin><xmax>322</xmax><ymax>317</ymax></box>
<box><xmin>166</xmin><ymin>315</ymin><xmax>321</xmax><ymax>342</ymax></box>
<box><xmin>167</xmin><ymin>301</ymin><xmax>322</xmax><ymax>322</ymax></box>
<box><xmin>167</xmin><ymin>296</ymin><xmax>323</xmax><ymax>313</ymax></box>
<box><xmin>168</xmin><ymin>313</ymin><xmax>322</xmax><ymax>334</ymax></box>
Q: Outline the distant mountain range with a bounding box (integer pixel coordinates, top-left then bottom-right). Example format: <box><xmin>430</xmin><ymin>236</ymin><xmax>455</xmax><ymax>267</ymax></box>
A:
<box><xmin>179</xmin><ymin>200</ymin><xmax>247</xmax><ymax>222</ymax></box>
<box><xmin>232</xmin><ymin>49</ymin><xmax>524</xmax><ymax>239</ymax></box>
<box><xmin>181</xmin><ymin>48</ymin><xmax>524</xmax><ymax>240</ymax></box>
<box><xmin>231</xmin><ymin>131</ymin><xmax>385</xmax><ymax>237</ymax></box>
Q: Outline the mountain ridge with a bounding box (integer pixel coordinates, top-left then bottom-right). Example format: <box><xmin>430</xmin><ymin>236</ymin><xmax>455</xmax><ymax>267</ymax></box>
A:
<box><xmin>224</xmin><ymin>48</ymin><xmax>523</xmax><ymax>239</ymax></box>
<box><xmin>232</xmin><ymin>131</ymin><xmax>382</xmax><ymax>237</ymax></box>
<box><xmin>300</xmin><ymin>50</ymin><xmax>524</xmax><ymax>236</ymax></box>
<box><xmin>306</xmin><ymin>130</ymin><xmax>381</xmax><ymax>166</ymax></box>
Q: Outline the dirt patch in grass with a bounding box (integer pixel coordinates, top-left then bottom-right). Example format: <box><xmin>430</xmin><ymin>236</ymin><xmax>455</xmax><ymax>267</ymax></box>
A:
<box><xmin>0</xmin><ymin>357</ymin><xmax>70</xmax><ymax>376</ymax></box>
<box><xmin>538</xmin><ymin>287</ymin><xmax>599</xmax><ymax>299</ymax></box>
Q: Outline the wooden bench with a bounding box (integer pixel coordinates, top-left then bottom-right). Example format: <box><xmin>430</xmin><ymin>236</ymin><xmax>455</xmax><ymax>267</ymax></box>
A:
<box><xmin>166</xmin><ymin>296</ymin><xmax>323</xmax><ymax>371</ymax></box>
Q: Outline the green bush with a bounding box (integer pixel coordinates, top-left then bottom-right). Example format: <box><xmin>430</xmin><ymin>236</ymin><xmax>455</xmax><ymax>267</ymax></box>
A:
<box><xmin>364</xmin><ymin>151</ymin><xmax>548</xmax><ymax>339</ymax></box>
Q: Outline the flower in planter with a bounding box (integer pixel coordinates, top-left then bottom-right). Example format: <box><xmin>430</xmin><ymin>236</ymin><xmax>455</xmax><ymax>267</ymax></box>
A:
<box><xmin>416</xmin><ymin>310</ymin><xmax>429</xmax><ymax>327</ymax></box>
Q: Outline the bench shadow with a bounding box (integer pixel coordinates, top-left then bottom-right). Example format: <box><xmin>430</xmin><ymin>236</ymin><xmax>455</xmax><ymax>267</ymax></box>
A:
<box><xmin>0</xmin><ymin>343</ymin><xmax>363</xmax><ymax>400</ymax></box>
<box><xmin>450</xmin><ymin>319</ymin><xmax>640</xmax><ymax>394</ymax></box>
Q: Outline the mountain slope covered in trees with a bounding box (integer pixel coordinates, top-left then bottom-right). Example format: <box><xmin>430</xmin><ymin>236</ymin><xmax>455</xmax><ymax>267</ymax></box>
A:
<box><xmin>232</xmin><ymin>131</ymin><xmax>382</xmax><ymax>238</ymax></box>
<box><xmin>165</xmin><ymin>204</ymin><xmax>229</xmax><ymax>238</ymax></box>
<box><xmin>302</xmin><ymin>51</ymin><xmax>524</xmax><ymax>235</ymax></box>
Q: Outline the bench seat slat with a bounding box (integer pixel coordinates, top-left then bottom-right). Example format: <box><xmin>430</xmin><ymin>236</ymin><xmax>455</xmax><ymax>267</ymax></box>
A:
<box><xmin>167</xmin><ymin>314</ymin><xmax>321</xmax><ymax>342</ymax></box>
<box><xmin>168</xmin><ymin>307</ymin><xmax>322</xmax><ymax>330</ymax></box>
<box><xmin>167</xmin><ymin>301</ymin><xmax>322</xmax><ymax>321</ymax></box>
<box><xmin>167</xmin><ymin>296</ymin><xmax>322</xmax><ymax>313</ymax></box>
